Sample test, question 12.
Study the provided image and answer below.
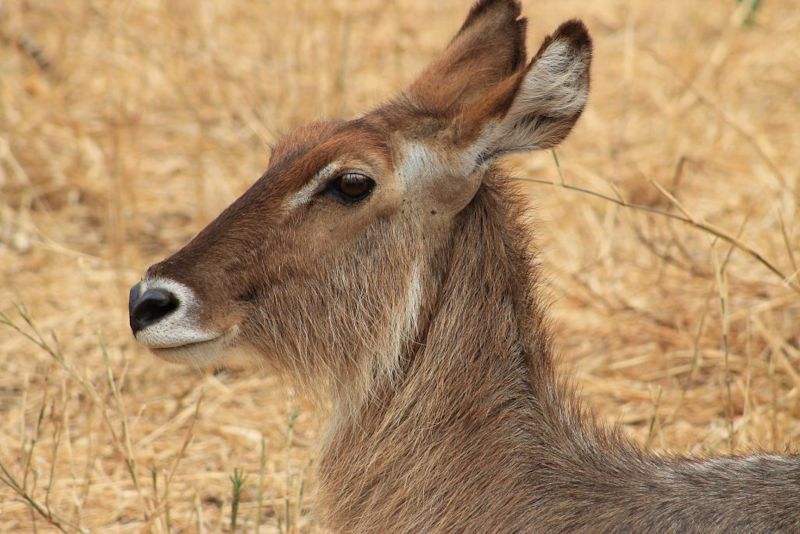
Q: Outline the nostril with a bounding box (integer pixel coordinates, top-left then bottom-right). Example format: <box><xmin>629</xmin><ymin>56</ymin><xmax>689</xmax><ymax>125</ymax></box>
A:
<box><xmin>128</xmin><ymin>283</ymin><xmax>142</xmax><ymax>316</ymax></box>
<box><xmin>130</xmin><ymin>287</ymin><xmax>180</xmax><ymax>334</ymax></box>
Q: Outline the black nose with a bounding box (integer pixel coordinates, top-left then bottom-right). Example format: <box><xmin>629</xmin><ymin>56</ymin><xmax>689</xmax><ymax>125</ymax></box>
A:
<box><xmin>129</xmin><ymin>283</ymin><xmax>179</xmax><ymax>334</ymax></box>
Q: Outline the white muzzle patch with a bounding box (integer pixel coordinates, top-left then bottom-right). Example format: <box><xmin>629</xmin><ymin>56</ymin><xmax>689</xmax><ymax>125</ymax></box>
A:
<box><xmin>134</xmin><ymin>278</ymin><xmax>221</xmax><ymax>349</ymax></box>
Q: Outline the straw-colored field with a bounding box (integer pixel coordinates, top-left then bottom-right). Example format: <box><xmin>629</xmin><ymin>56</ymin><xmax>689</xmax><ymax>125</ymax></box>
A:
<box><xmin>1</xmin><ymin>0</ymin><xmax>798</xmax><ymax>531</ymax></box>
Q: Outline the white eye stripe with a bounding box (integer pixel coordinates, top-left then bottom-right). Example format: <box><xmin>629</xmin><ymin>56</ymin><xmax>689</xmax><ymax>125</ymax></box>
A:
<box><xmin>286</xmin><ymin>161</ymin><xmax>341</xmax><ymax>208</ymax></box>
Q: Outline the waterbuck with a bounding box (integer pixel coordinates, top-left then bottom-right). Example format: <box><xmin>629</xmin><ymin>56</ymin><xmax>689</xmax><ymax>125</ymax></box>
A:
<box><xmin>129</xmin><ymin>1</ymin><xmax>800</xmax><ymax>531</ymax></box>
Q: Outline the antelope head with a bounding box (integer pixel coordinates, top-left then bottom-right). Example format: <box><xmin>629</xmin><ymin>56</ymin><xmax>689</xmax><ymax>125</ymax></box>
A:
<box><xmin>129</xmin><ymin>0</ymin><xmax>592</xmax><ymax>399</ymax></box>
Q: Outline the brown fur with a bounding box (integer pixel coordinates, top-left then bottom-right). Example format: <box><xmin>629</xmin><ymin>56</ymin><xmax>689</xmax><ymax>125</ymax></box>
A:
<box><xmin>408</xmin><ymin>0</ymin><xmax>527</xmax><ymax>114</ymax></box>
<box><xmin>135</xmin><ymin>1</ymin><xmax>800</xmax><ymax>532</ymax></box>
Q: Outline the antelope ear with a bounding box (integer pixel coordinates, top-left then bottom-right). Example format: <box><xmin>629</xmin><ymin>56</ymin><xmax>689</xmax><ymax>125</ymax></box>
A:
<box><xmin>459</xmin><ymin>20</ymin><xmax>592</xmax><ymax>164</ymax></box>
<box><xmin>408</xmin><ymin>0</ymin><xmax>527</xmax><ymax>113</ymax></box>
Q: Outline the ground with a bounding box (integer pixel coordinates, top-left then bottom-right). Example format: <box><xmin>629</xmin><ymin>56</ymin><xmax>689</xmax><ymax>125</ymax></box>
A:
<box><xmin>1</xmin><ymin>0</ymin><xmax>798</xmax><ymax>531</ymax></box>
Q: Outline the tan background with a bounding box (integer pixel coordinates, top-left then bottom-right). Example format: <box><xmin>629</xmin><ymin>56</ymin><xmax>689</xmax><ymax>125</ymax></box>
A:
<box><xmin>1</xmin><ymin>0</ymin><xmax>798</xmax><ymax>531</ymax></box>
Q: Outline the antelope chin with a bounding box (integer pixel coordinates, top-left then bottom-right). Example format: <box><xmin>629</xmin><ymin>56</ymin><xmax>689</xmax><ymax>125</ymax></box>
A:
<box><xmin>148</xmin><ymin>326</ymin><xmax>240</xmax><ymax>367</ymax></box>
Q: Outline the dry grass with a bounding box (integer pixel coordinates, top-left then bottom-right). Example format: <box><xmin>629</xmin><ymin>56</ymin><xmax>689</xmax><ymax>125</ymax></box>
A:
<box><xmin>1</xmin><ymin>0</ymin><xmax>798</xmax><ymax>531</ymax></box>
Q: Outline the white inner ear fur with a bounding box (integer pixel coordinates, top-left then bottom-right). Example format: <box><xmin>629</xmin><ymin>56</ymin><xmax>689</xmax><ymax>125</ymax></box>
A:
<box><xmin>479</xmin><ymin>38</ymin><xmax>589</xmax><ymax>158</ymax></box>
<box><xmin>510</xmin><ymin>39</ymin><xmax>588</xmax><ymax>121</ymax></box>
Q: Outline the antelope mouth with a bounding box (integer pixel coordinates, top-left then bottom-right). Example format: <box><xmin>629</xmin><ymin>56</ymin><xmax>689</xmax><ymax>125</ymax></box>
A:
<box><xmin>129</xmin><ymin>278</ymin><xmax>242</xmax><ymax>366</ymax></box>
<box><xmin>147</xmin><ymin>326</ymin><xmax>240</xmax><ymax>366</ymax></box>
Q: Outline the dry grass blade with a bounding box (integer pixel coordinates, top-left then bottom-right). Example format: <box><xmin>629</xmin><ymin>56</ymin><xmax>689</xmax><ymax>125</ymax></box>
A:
<box><xmin>644</xmin><ymin>47</ymin><xmax>788</xmax><ymax>190</ymax></box>
<box><xmin>513</xmin><ymin>177</ymin><xmax>800</xmax><ymax>293</ymax></box>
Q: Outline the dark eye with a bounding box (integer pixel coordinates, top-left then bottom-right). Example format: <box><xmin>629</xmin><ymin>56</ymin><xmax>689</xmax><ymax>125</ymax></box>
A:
<box><xmin>327</xmin><ymin>172</ymin><xmax>375</xmax><ymax>203</ymax></box>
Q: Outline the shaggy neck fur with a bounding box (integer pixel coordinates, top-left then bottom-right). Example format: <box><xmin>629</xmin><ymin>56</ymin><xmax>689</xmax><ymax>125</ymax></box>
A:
<box><xmin>316</xmin><ymin>172</ymin><xmax>800</xmax><ymax>533</ymax></box>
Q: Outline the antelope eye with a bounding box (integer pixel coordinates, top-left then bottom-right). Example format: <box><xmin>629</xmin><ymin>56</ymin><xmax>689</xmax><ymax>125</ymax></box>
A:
<box><xmin>328</xmin><ymin>172</ymin><xmax>375</xmax><ymax>203</ymax></box>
